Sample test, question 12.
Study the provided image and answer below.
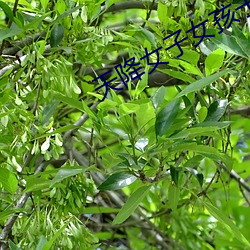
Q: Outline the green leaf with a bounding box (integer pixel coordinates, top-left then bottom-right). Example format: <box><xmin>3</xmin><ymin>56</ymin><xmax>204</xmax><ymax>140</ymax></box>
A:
<box><xmin>134</xmin><ymin>65</ymin><xmax>149</xmax><ymax>97</ymax></box>
<box><xmin>151</xmin><ymin>86</ymin><xmax>166</xmax><ymax>111</ymax></box>
<box><xmin>36</xmin><ymin>236</ymin><xmax>48</xmax><ymax>250</ymax></box>
<box><xmin>40</xmin><ymin>0</ymin><xmax>49</xmax><ymax>9</ymax></box>
<box><xmin>194</xmin><ymin>121</ymin><xmax>231</xmax><ymax>129</ymax></box>
<box><xmin>80</xmin><ymin>206</ymin><xmax>120</xmax><ymax>214</ymax></box>
<box><xmin>98</xmin><ymin>172</ymin><xmax>137</xmax><ymax>191</ymax></box>
<box><xmin>198</xmin><ymin>106</ymin><xmax>208</xmax><ymax>122</ymax></box>
<box><xmin>206</xmin><ymin>29</ymin><xmax>247</xmax><ymax>58</ymax></box>
<box><xmin>112</xmin><ymin>185</ymin><xmax>151</xmax><ymax>224</ymax></box>
<box><xmin>0</xmin><ymin>26</ymin><xmax>23</xmax><ymax>42</ymax></box>
<box><xmin>185</xmin><ymin>167</ymin><xmax>204</xmax><ymax>187</ymax></box>
<box><xmin>176</xmin><ymin>70</ymin><xmax>230</xmax><ymax>98</ymax></box>
<box><xmin>24</xmin><ymin>177</ymin><xmax>51</xmax><ymax>192</ymax></box>
<box><xmin>135</xmin><ymin>27</ymin><xmax>157</xmax><ymax>49</ymax></box>
<box><xmin>170</xmin><ymin>166</ymin><xmax>180</xmax><ymax>186</ymax></box>
<box><xmin>205</xmin><ymin>99</ymin><xmax>228</xmax><ymax>122</ymax></box>
<box><xmin>203</xmin><ymin>201</ymin><xmax>250</xmax><ymax>248</ymax></box>
<box><xmin>181</xmin><ymin>48</ymin><xmax>200</xmax><ymax>65</ymax></box>
<box><xmin>41</xmin><ymin>101</ymin><xmax>60</xmax><ymax>125</ymax></box>
<box><xmin>178</xmin><ymin>60</ymin><xmax>203</xmax><ymax>77</ymax></box>
<box><xmin>178</xmin><ymin>92</ymin><xmax>195</xmax><ymax>119</ymax></box>
<box><xmin>119</xmin><ymin>103</ymin><xmax>140</xmax><ymax>115</ymax></box>
<box><xmin>205</xmin><ymin>49</ymin><xmax>225</xmax><ymax>75</ymax></box>
<box><xmin>51</xmin><ymin>166</ymin><xmax>86</xmax><ymax>186</ymax></box>
<box><xmin>155</xmin><ymin>98</ymin><xmax>179</xmax><ymax>137</ymax></box>
<box><xmin>157</xmin><ymin>1</ymin><xmax>168</xmax><ymax>24</ymax></box>
<box><xmin>0</xmin><ymin>168</ymin><xmax>18</xmax><ymax>194</ymax></box>
<box><xmin>42</xmin><ymin>223</ymin><xmax>69</xmax><ymax>250</ymax></box>
<box><xmin>170</xmin><ymin>143</ymin><xmax>229</xmax><ymax>165</ymax></box>
<box><xmin>9</xmin><ymin>241</ymin><xmax>21</xmax><ymax>250</ymax></box>
<box><xmin>168</xmin><ymin>182</ymin><xmax>180</xmax><ymax>210</ymax></box>
<box><xmin>158</xmin><ymin>68</ymin><xmax>195</xmax><ymax>83</ymax></box>
<box><xmin>0</xmin><ymin>2</ymin><xmax>14</xmax><ymax>21</ymax></box>
<box><xmin>53</xmin><ymin>92</ymin><xmax>84</xmax><ymax>112</ymax></box>
<box><xmin>183</xmin><ymin>155</ymin><xmax>203</xmax><ymax>168</ymax></box>
<box><xmin>170</xmin><ymin>126</ymin><xmax>220</xmax><ymax>139</ymax></box>
<box><xmin>50</xmin><ymin>24</ymin><xmax>64</xmax><ymax>47</ymax></box>
<box><xmin>0</xmin><ymin>209</ymin><xmax>23</xmax><ymax>223</ymax></box>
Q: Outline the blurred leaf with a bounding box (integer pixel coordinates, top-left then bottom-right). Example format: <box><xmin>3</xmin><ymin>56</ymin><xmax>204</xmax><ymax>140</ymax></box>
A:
<box><xmin>158</xmin><ymin>2</ymin><xmax>168</xmax><ymax>24</ymax></box>
<box><xmin>194</xmin><ymin>121</ymin><xmax>231</xmax><ymax>129</ymax></box>
<box><xmin>205</xmin><ymin>99</ymin><xmax>228</xmax><ymax>122</ymax></box>
<box><xmin>98</xmin><ymin>172</ymin><xmax>137</xmax><ymax>191</ymax></box>
<box><xmin>41</xmin><ymin>101</ymin><xmax>60</xmax><ymax>125</ymax></box>
<box><xmin>9</xmin><ymin>241</ymin><xmax>21</xmax><ymax>250</ymax></box>
<box><xmin>205</xmin><ymin>49</ymin><xmax>225</xmax><ymax>75</ymax></box>
<box><xmin>181</xmin><ymin>48</ymin><xmax>200</xmax><ymax>65</ymax></box>
<box><xmin>203</xmin><ymin>201</ymin><xmax>250</xmax><ymax>248</ymax></box>
<box><xmin>135</xmin><ymin>27</ymin><xmax>157</xmax><ymax>49</ymax></box>
<box><xmin>207</xmin><ymin>29</ymin><xmax>247</xmax><ymax>58</ymax></box>
<box><xmin>177</xmin><ymin>70</ymin><xmax>230</xmax><ymax>98</ymax></box>
<box><xmin>151</xmin><ymin>86</ymin><xmax>166</xmax><ymax>111</ymax></box>
<box><xmin>40</xmin><ymin>0</ymin><xmax>49</xmax><ymax>9</ymax></box>
<box><xmin>51</xmin><ymin>166</ymin><xmax>86</xmax><ymax>186</ymax></box>
<box><xmin>113</xmin><ymin>185</ymin><xmax>151</xmax><ymax>224</ymax></box>
<box><xmin>54</xmin><ymin>92</ymin><xmax>84</xmax><ymax>112</ymax></box>
<box><xmin>119</xmin><ymin>103</ymin><xmax>140</xmax><ymax>115</ymax></box>
<box><xmin>0</xmin><ymin>168</ymin><xmax>18</xmax><ymax>194</ymax></box>
<box><xmin>168</xmin><ymin>182</ymin><xmax>180</xmax><ymax>210</ymax></box>
<box><xmin>155</xmin><ymin>98</ymin><xmax>179</xmax><ymax>137</ymax></box>
<box><xmin>183</xmin><ymin>155</ymin><xmax>203</xmax><ymax>168</ymax></box>
<box><xmin>36</xmin><ymin>236</ymin><xmax>48</xmax><ymax>250</ymax></box>
<box><xmin>50</xmin><ymin>24</ymin><xmax>64</xmax><ymax>47</ymax></box>
<box><xmin>0</xmin><ymin>209</ymin><xmax>23</xmax><ymax>223</ymax></box>
<box><xmin>170</xmin><ymin>126</ymin><xmax>220</xmax><ymax>139</ymax></box>
<box><xmin>198</xmin><ymin>106</ymin><xmax>208</xmax><ymax>122</ymax></box>
<box><xmin>24</xmin><ymin>177</ymin><xmax>51</xmax><ymax>192</ymax></box>
<box><xmin>54</xmin><ymin>5</ymin><xmax>83</xmax><ymax>23</ymax></box>
<box><xmin>42</xmin><ymin>223</ymin><xmax>68</xmax><ymax>250</ymax></box>
<box><xmin>178</xmin><ymin>60</ymin><xmax>203</xmax><ymax>76</ymax></box>
<box><xmin>80</xmin><ymin>206</ymin><xmax>120</xmax><ymax>214</ymax></box>
<box><xmin>185</xmin><ymin>167</ymin><xmax>204</xmax><ymax>187</ymax></box>
<box><xmin>170</xmin><ymin>166</ymin><xmax>181</xmax><ymax>186</ymax></box>
<box><xmin>135</xmin><ymin>65</ymin><xmax>149</xmax><ymax>97</ymax></box>
<box><xmin>0</xmin><ymin>25</ymin><xmax>23</xmax><ymax>42</ymax></box>
<box><xmin>158</xmin><ymin>68</ymin><xmax>195</xmax><ymax>83</ymax></box>
<box><xmin>0</xmin><ymin>1</ymin><xmax>14</xmax><ymax>21</ymax></box>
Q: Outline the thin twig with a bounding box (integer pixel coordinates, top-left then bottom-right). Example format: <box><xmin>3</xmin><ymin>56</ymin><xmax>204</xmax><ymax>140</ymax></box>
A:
<box><xmin>239</xmin><ymin>184</ymin><xmax>250</xmax><ymax>206</ymax></box>
<box><xmin>219</xmin><ymin>163</ymin><xmax>250</xmax><ymax>193</ymax></box>
<box><xmin>141</xmin><ymin>0</ymin><xmax>156</xmax><ymax>28</ymax></box>
<box><xmin>32</xmin><ymin>80</ymin><xmax>42</xmax><ymax>115</ymax></box>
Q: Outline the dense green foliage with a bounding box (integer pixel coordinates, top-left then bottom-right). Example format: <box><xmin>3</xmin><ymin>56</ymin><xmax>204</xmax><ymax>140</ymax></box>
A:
<box><xmin>0</xmin><ymin>0</ymin><xmax>250</xmax><ymax>249</ymax></box>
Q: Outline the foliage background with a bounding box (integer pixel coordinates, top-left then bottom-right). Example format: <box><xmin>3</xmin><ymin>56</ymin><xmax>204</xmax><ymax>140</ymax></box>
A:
<box><xmin>0</xmin><ymin>0</ymin><xmax>250</xmax><ymax>249</ymax></box>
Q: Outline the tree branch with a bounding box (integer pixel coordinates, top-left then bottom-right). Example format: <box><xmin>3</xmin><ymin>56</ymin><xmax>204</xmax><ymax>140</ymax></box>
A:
<box><xmin>0</xmin><ymin>45</ymin><xmax>51</xmax><ymax>78</ymax></box>
<box><xmin>219</xmin><ymin>163</ymin><xmax>250</xmax><ymax>193</ymax></box>
<box><xmin>2</xmin><ymin>32</ymin><xmax>46</xmax><ymax>56</ymax></box>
